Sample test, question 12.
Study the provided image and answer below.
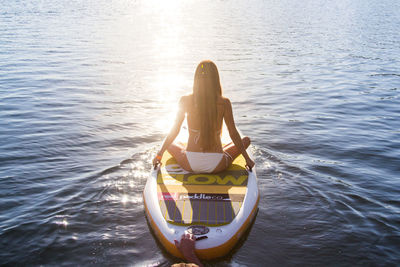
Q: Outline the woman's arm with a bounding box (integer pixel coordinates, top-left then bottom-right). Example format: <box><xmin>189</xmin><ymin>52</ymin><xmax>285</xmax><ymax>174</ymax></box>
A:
<box><xmin>223</xmin><ymin>98</ymin><xmax>254</xmax><ymax>168</ymax></box>
<box><xmin>153</xmin><ymin>97</ymin><xmax>186</xmax><ymax>167</ymax></box>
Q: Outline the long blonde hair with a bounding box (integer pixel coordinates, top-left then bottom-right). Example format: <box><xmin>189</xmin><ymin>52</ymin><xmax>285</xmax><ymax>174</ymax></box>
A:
<box><xmin>192</xmin><ymin>60</ymin><xmax>222</xmax><ymax>151</ymax></box>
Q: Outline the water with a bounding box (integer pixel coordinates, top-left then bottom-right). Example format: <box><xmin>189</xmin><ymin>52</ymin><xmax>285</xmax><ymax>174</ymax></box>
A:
<box><xmin>1</xmin><ymin>0</ymin><xmax>399</xmax><ymax>265</ymax></box>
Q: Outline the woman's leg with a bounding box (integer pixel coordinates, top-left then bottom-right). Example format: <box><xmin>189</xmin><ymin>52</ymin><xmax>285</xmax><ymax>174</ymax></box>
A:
<box><xmin>167</xmin><ymin>143</ymin><xmax>193</xmax><ymax>172</ymax></box>
<box><xmin>223</xmin><ymin>136</ymin><xmax>251</xmax><ymax>162</ymax></box>
<box><xmin>212</xmin><ymin>136</ymin><xmax>251</xmax><ymax>173</ymax></box>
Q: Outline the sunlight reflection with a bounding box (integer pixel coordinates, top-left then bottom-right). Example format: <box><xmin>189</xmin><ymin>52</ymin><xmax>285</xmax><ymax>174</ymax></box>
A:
<box><xmin>121</xmin><ymin>194</ymin><xmax>128</xmax><ymax>204</ymax></box>
<box><xmin>94</xmin><ymin>0</ymin><xmax>191</xmax><ymax>137</ymax></box>
<box><xmin>105</xmin><ymin>193</ymin><xmax>142</xmax><ymax>205</ymax></box>
<box><xmin>152</xmin><ymin>73</ymin><xmax>190</xmax><ymax>134</ymax></box>
<box><xmin>102</xmin><ymin>233</ymin><xmax>111</xmax><ymax>239</ymax></box>
<box><xmin>145</xmin><ymin>0</ymin><xmax>192</xmax><ymax>133</ymax></box>
<box><xmin>55</xmin><ymin>217</ymin><xmax>69</xmax><ymax>228</ymax></box>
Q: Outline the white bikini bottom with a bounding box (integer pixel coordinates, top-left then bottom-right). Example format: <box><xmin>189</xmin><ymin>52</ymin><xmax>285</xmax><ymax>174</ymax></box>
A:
<box><xmin>186</xmin><ymin>151</ymin><xmax>232</xmax><ymax>173</ymax></box>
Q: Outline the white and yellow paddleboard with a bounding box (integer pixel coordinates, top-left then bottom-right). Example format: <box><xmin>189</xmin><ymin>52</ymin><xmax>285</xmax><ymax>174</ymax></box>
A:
<box><xmin>143</xmin><ymin>126</ymin><xmax>259</xmax><ymax>260</ymax></box>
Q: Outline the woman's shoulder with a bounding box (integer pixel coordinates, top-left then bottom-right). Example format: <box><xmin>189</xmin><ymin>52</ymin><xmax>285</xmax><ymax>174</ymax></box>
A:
<box><xmin>220</xmin><ymin>96</ymin><xmax>231</xmax><ymax>106</ymax></box>
<box><xmin>180</xmin><ymin>94</ymin><xmax>193</xmax><ymax>104</ymax></box>
<box><xmin>179</xmin><ymin>94</ymin><xmax>194</xmax><ymax>110</ymax></box>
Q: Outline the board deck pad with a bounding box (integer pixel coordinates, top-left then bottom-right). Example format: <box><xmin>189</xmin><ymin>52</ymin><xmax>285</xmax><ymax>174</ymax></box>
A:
<box><xmin>157</xmin><ymin>151</ymin><xmax>248</xmax><ymax>226</ymax></box>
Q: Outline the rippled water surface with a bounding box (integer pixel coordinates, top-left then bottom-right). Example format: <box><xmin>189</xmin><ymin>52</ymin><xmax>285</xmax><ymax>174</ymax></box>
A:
<box><xmin>1</xmin><ymin>0</ymin><xmax>399</xmax><ymax>266</ymax></box>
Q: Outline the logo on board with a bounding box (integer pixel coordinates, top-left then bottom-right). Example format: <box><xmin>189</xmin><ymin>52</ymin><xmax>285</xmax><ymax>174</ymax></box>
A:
<box><xmin>158</xmin><ymin>164</ymin><xmax>248</xmax><ymax>186</ymax></box>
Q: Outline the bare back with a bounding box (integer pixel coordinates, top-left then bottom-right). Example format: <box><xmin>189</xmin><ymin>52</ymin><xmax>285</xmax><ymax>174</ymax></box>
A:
<box><xmin>183</xmin><ymin>94</ymin><xmax>226</xmax><ymax>153</ymax></box>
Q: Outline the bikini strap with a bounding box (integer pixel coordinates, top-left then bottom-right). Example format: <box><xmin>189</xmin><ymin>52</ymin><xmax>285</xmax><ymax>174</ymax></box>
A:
<box><xmin>188</xmin><ymin>128</ymin><xmax>201</xmax><ymax>144</ymax></box>
<box><xmin>188</xmin><ymin>128</ymin><xmax>222</xmax><ymax>145</ymax></box>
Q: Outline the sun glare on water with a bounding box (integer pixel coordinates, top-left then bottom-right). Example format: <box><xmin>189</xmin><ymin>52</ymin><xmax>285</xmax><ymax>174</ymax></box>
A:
<box><xmin>102</xmin><ymin>0</ymin><xmax>198</xmax><ymax>135</ymax></box>
<box><xmin>152</xmin><ymin>73</ymin><xmax>190</xmax><ymax>133</ymax></box>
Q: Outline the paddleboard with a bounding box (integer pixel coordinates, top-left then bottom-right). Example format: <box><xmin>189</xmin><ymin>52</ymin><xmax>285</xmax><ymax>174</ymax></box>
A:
<box><xmin>143</xmin><ymin>125</ymin><xmax>259</xmax><ymax>260</ymax></box>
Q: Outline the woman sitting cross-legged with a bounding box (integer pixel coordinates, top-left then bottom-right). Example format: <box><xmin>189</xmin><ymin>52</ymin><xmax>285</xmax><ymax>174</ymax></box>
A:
<box><xmin>152</xmin><ymin>60</ymin><xmax>254</xmax><ymax>173</ymax></box>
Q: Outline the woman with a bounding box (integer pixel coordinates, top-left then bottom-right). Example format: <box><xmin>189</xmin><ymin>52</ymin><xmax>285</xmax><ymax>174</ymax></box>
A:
<box><xmin>152</xmin><ymin>60</ymin><xmax>254</xmax><ymax>173</ymax></box>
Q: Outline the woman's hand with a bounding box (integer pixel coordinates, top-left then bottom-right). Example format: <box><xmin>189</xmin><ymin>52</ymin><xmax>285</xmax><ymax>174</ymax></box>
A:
<box><xmin>152</xmin><ymin>153</ymin><xmax>162</xmax><ymax>169</ymax></box>
<box><xmin>174</xmin><ymin>233</ymin><xmax>203</xmax><ymax>267</ymax></box>
<box><xmin>245</xmin><ymin>158</ymin><xmax>255</xmax><ymax>171</ymax></box>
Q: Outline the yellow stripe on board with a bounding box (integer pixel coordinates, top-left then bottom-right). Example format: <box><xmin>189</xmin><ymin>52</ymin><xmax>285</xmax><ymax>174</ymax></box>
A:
<box><xmin>164</xmin><ymin>200</ymin><xmax>169</xmax><ymax>220</ymax></box>
<box><xmin>159</xmin><ymin>200</ymin><xmax>163</xmax><ymax>219</ymax></box>
<box><xmin>190</xmin><ymin>201</ymin><xmax>193</xmax><ymax>224</ymax></box>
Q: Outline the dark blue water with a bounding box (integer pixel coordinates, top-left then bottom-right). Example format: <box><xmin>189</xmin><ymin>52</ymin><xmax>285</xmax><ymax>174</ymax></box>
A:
<box><xmin>1</xmin><ymin>0</ymin><xmax>399</xmax><ymax>266</ymax></box>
